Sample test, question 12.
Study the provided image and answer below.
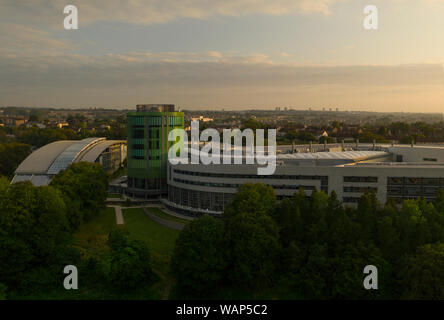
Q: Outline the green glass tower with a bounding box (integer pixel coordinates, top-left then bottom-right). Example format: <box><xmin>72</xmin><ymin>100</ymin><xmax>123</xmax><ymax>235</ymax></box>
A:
<box><xmin>127</xmin><ymin>104</ymin><xmax>184</xmax><ymax>198</ymax></box>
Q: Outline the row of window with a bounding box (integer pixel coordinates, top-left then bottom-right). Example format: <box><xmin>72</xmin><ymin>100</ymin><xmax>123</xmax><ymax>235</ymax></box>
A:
<box><xmin>343</xmin><ymin>186</ymin><xmax>377</xmax><ymax>193</ymax></box>
<box><xmin>343</xmin><ymin>176</ymin><xmax>378</xmax><ymax>183</ymax></box>
<box><xmin>173</xmin><ymin>169</ymin><xmax>329</xmax><ymax>184</ymax></box>
<box><xmin>128</xmin><ymin>177</ymin><xmax>167</xmax><ymax>190</ymax></box>
<box><xmin>387</xmin><ymin>185</ymin><xmax>442</xmax><ymax>197</ymax></box>
<box><xmin>168</xmin><ymin>185</ymin><xmax>232</xmax><ymax>212</ymax></box>
<box><xmin>343</xmin><ymin>197</ymin><xmax>361</xmax><ymax>203</ymax></box>
<box><xmin>173</xmin><ymin>178</ymin><xmax>317</xmax><ymax>191</ymax></box>
<box><xmin>388</xmin><ymin>177</ymin><xmax>444</xmax><ymax>186</ymax></box>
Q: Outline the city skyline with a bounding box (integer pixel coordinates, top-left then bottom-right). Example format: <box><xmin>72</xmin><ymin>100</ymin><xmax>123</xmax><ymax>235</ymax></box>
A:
<box><xmin>1</xmin><ymin>0</ymin><xmax>444</xmax><ymax>112</ymax></box>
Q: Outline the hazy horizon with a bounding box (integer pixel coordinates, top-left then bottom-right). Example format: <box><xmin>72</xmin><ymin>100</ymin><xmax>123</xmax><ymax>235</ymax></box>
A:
<box><xmin>1</xmin><ymin>0</ymin><xmax>444</xmax><ymax>112</ymax></box>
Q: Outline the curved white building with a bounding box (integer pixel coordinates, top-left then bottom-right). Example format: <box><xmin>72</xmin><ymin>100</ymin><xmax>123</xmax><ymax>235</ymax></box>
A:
<box><xmin>164</xmin><ymin>145</ymin><xmax>444</xmax><ymax>216</ymax></box>
<box><xmin>12</xmin><ymin>137</ymin><xmax>127</xmax><ymax>186</ymax></box>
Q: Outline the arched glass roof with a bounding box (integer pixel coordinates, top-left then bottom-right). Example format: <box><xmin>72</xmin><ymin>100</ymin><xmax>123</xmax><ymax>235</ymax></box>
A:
<box><xmin>47</xmin><ymin>138</ymin><xmax>104</xmax><ymax>174</ymax></box>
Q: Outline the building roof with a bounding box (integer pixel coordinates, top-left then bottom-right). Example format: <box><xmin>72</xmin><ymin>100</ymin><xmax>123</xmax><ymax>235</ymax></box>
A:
<box><xmin>14</xmin><ymin>138</ymin><xmax>126</xmax><ymax>177</ymax></box>
<box><xmin>15</xmin><ymin>140</ymin><xmax>74</xmax><ymax>174</ymax></box>
<box><xmin>277</xmin><ymin>150</ymin><xmax>389</xmax><ymax>161</ymax></box>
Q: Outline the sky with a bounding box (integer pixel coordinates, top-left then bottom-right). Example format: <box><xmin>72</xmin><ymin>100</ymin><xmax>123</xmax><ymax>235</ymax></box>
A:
<box><xmin>1</xmin><ymin>0</ymin><xmax>444</xmax><ymax>112</ymax></box>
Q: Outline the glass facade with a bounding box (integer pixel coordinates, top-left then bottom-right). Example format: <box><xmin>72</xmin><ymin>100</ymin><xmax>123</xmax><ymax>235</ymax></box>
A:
<box><xmin>127</xmin><ymin>106</ymin><xmax>184</xmax><ymax>198</ymax></box>
<box><xmin>387</xmin><ymin>176</ymin><xmax>444</xmax><ymax>203</ymax></box>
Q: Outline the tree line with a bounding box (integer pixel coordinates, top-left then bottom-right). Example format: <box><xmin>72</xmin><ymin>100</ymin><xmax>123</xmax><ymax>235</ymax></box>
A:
<box><xmin>171</xmin><ymin>184</ymin><xmax>444</xmax><ymax>299</ymax></box>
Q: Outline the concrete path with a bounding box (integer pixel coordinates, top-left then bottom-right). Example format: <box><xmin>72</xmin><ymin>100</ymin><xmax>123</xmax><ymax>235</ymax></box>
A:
<box><xmin>108</xmin><ymin>205</ymin><xmax>124</xmax><ymax>225</ymax></box>
<box><xmin>143</xmin><ymin>207</ymin><xmax>185</xmax><ymax>231</ymax></box>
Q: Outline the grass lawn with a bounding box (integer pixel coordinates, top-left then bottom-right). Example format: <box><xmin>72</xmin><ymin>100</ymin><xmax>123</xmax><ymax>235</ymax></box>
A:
<box><xmin>72</xmin><ymin>207</ymin><xmax>117</xmax><ymax>258</ymax></box>
<box><xmin>122</xmin><ymin>208</ymin><xmax>180</xmax><ymax>299</ymax></box>
<box><xmin>148</xmin><ymin>207</ymin><xmax>191</xmax><ymax>225</ymax></box>
<box><xmin>122</xmin><ymin>208</ymin><xmax>179</xmax><ymax>256</ymax></box>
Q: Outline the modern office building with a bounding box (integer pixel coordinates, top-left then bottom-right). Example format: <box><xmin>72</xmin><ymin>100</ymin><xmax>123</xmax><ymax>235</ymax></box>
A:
<box><xmin>126</xmin><ymin>104</ymin><xmax>184</xmax><ymax>198</ymax></box>
<box><xmin>12</xmin><ymin>137</ymin><xmax>127</xmax><ymax>186</ymax></box>
<box><xmin>163</xmin><ymin>145</ymin><xmax>444</xmax><ymax>216</ymax></box>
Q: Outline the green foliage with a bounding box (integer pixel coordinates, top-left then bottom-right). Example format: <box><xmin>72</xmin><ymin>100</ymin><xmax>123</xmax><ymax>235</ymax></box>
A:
<box><xmin>50</xmin><ymin>162</ymin><xmax>109</xmax><ymax>229</ymax></box>
<box><xmin>224</xmin><ymin>183</ymin><xmax>276</xmax><ymax>218</ymax></box>
<box><xmin>106</xmin><ymin>230</ymin><xmax>154</xmax><ymax>290</ymax></box>
<box><xmin>0</xmin><ymin>283</ymin><xmax>7</xmax><ymax>300</ymax></box>
<box><xmin>15</xmin><ymin>127</ymin><xmax>78</xmax><ymax>148</ymax></box>
<box><xmin>355</xmin><ymin>131</ymin><xmax>389</xmax><ymax>143</ymax></box>
<box><xmin>401</xmin><ymin>243</ymin><xmax>444</xmax><ymax>299</ymax></box>
<box><xmin>171</xmin><ymin>215</ymin><xmax>227</xmax><ymax>296</ymax></box>
<box><xmin>225</xmin><ymin>212</ymin><xmax>280</xmax><ymax>288</ymax></box>
<box><xmin>171</xmin><ymin>182</ymin><xmax>444</xmax><ymax>300</ymax></box>
<box><xmin>283</xmin><ymin>130</ymin><xmax>316</xmax><ymax>143</ymax></box>
<box><xmin>0</xmin><ymin>182</ymin><xmax>72</xmax><ymax>292</ymax></box>
<box><xmin>0</xmin><ymin>142</ymin><xmax>31</xmax><ymax>177</ymax></box>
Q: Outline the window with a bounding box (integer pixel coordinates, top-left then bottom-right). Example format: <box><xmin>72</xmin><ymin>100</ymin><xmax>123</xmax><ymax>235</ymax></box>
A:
<box><xmin>405</xmin><ymin>186</ymin><xmax>422</xmax><ymax>196</ymax></box>
<box><xmin>387</xmin><ymin>186</ymin><xmax>402</xmax><ymax>196</ymax></box>
<box><xmin>343</xmin><ymin>197</ymin><xmax>361</xmax><ymax>203</ymax></box>
<box><xmin>343</xmin><ymin>176</ymin><xmax>378</xmax><ymax>183</ymax></box>
<box><xmin>133</xmin><ymin>129</ymin><xmax>144</xmax><ymax>139</ymax></box>
<box><xmin>423</xmin><ymin>158</ymin><xmax>437</xmax><ymax>162</ymax></box>
<box><xmin>343</xmin><ymin>186</ymin><xmax>377</xmax><ymax>193</ymax></box>
<box><xmin>424</xmin><ymin>178</ymin><xmax>440</xmax><ymax>186</ymax></box>
<box><xmin>406</xmin><ymin>177</ymin><xmax>422</xmax><ymax>185</ymax></box>
<box><xmin>388</xmin><ymin>177</ymin><xmax>403</xmax><ymax>185</ymax></box>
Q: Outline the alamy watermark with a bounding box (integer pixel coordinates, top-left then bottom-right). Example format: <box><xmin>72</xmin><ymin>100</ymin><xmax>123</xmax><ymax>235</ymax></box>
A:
<box><xmin>64</xmin><ymin>4</ymin><xmax>378</xmax><ymax>31</ymax></box>
<box><xmin>63</xmin><ymin>5</ymin><xmax>78</xmax><ymax>30</ymax></box>
<box><xmin>168</xmin><ymin>120</ymin><xmax>277</xmax><ymax>175</ymax></box>
<box><xmin>363</xmin><ymin>5</ymin><xmax>378</xmax><ymax>30</ymax></box>
<box><xmin>363</xmin><ymin>265</ymin><xmax>378</xmax><ymax>290</ymax></box>
<box><xmin>63</xmin><ymin>265</ymin><xmax>78</xmax><ymax>290</ymax></box>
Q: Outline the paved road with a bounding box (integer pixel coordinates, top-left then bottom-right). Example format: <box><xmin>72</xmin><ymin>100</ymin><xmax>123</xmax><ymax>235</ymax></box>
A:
<box><xmin>143</xmin><ymin>207</ymin><xmax>185</xmax><ymax>231</ymax></box>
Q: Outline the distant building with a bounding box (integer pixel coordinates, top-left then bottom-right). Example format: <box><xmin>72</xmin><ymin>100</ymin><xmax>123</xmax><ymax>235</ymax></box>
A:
<box><xmin>100</xmin><ymin>124</ymin><xmax>111</xmax><ymax>130</ymax></box>
<box><xmin>0</xmin><ymin>115</ymin><xmax>26</xmax><ymax>126</ymax></box>
<box><xmin>26</xmin><ymin>122</ymin><xmax>46</xmax><ymax>129</ymax></box>
<box><xmin>191</xmin><ymin>116</ymin><xmax>213</xmax><ymax>122</ymax></box>
<box><xmin>57</xmin><ymin>122</ymin><xmax>69</xmax><ymax>128</ymax></box>
<box><xmin>12</xmin><ymin>138</ymin><xmax>127</xmax><ymax>186</ymax></box>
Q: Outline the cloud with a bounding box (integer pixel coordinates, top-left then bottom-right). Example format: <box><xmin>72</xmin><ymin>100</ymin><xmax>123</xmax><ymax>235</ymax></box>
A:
<box><xmin>0</xmin><ymin>23</ymin><xmax>72</xmax><ymax>57</ymax></box>
<box><xmin>0</xmin><ymin>0</ymin><xmax>343</xmax><ymax>29</ymax></box>
<box><xmin>0</xmin><ymin>50</ymin><xmax>442</xmax><ymax>110</ymax></box>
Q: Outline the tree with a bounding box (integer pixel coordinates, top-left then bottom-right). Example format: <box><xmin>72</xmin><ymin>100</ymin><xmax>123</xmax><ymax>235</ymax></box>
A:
<box><xmin>224</xmin><ymin>211</ymin><xmax>280</xmax><ymax>288</ymax></box>
<box><xmin>50</xmin><ymin>162</ymin><xmax>109</xmax><ymax>229</ymax></box>
<box><xmin>0</xmin><ymin>142</ymin><xmax>31</xmax><ymax>177</ymax></box>
<box><xmin>401</xmin><ymin>243</ymin><xmax>444</xmax><ymax>299</ymax></box>
<box><xmin>274</xmin><ymin>198</ymin><xmax>302</xmax><ymax>247</ymax></box>
<box><xmin>171</xmin><ymin>215</ymin><xmax>227</xmax><ymax>296</ymax></box>
<box><xmin>28</xmin><ymin>114</ymin><xmax>39</xmax><ymax>122</ymax></box>
<box><xmin>224</xmin><ymin>183</ymin><xmax>276</xmax><ymax>218</ymax></box>
<box><xmin>106</xmin><ymin>230</ymin><xmax>153</xmax><ymax>290</ymax></box>
<box><xmin>0</xmin><ymin>182</ymin><xmax>71</xmax><ymax>290</ymax></box>
<box><xmin>0</xmin><ymin>283</ymin><xmax>6</xmax><ymax>300</ymax></box>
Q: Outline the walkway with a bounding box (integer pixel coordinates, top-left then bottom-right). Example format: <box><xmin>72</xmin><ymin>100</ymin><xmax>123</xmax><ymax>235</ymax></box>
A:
<box><xmin>108</xmin><ymin>205</ymin><xmax>124</xmax><ymax>225</ymax></box>
<box><xmin>142</xmin><ymin>207</ymin><xmax>185</xmax><ymax>231</ymax></box>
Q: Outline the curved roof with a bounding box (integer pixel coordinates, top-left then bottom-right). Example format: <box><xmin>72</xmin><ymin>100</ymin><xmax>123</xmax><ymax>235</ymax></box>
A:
<box><xmin>277</xmin><ymin>150</ymin><xmax>389</xmax><ymax>161</ymax></box>
<box><xmin>15</xmin><ymin>140</ymin><xmax>75</xmax><ymax>174</ymax></box>
<box><xmin>47</xmin><ymin>138</ymin><xmax>105</xmax><ymax>174</ymax></box>
<box><xmin>76</xmin><ymin>140</ymin><xmax>124</xmax><ymax>163</ymax></box>
<box><xmin>15</xmin><ymin>138</ymin><xmax>126</xmax><ymax>176</ymax></box>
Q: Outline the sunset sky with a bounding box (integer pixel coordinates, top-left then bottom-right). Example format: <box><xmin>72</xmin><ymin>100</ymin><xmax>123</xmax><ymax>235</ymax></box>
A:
<box><xmin>1</xmin><ymin>0</ymin><xmax>444</xmax><ymax>112</ymax></box>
